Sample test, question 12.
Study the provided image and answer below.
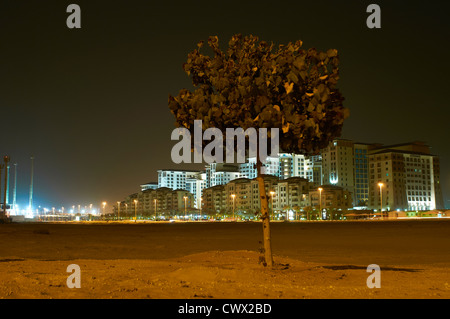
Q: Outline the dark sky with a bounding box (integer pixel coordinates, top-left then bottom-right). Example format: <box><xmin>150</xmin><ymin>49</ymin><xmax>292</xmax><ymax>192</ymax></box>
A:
<box><xmin>1</xmin><ymin>0</ymin><xmax>449</xmax><ymax>211</ymax></box>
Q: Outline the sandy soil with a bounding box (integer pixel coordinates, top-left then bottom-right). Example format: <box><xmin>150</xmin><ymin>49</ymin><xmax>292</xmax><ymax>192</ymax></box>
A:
<box><xmin>0</xmin><ymin>220</ymin><xmax>449</xmax><ymax>299</ymax></box>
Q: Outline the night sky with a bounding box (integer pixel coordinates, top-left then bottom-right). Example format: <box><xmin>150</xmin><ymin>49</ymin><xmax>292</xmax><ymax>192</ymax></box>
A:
<box><xmin>1</xmin><ymin>0</ymin><xmax>449</xmax><ymax>211</ymax></box>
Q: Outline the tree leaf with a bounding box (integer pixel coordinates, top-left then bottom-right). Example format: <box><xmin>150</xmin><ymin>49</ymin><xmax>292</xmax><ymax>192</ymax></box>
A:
<box><xmin>284</xmin><ymin>82</ymin><xmax>294</xmax><ymax>94</ymax></box>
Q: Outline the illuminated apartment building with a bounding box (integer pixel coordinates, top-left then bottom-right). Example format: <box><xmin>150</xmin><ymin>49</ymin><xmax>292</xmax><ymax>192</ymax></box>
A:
<box><xmin>115</xmin><ymin>188</ymin><xmax>194</xmax><ymax>218</ymax></box>
<box><xmin>321</xmin><ymin>139</ymin><xmax>357</xmax><ymax>203</ymax></box>
<box><xmin>368</xmin><ymin>142</ymin><xmax>444</xmax><ymax>211</ymax></box>
<box><xmin>157</xmin><ymin>169</ymin><xmax>206</xmax><ymax>208</ymax></box>
<box><xmin>239</xmin><ymin>156</ymin><xmax>279</xmax><ymax>179</ymax></box>
<box><xmin>205</xmin><ymin>163</ymin><xmax>241</xmax><ymax>188</ymax></box>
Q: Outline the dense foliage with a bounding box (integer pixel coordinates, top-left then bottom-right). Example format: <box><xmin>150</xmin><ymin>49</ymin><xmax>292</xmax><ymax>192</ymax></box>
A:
<box><xmin>168</xmin><ymin>34</ymin><xmax>348</xmax><ymax>155</ymax></box>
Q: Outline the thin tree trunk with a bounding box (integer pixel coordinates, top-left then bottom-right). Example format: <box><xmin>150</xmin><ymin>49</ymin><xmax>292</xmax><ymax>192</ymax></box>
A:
<box><xmin>256</xmin><ymin>155</ymin><xmax>273</xmax><ymax>268</ymax></box>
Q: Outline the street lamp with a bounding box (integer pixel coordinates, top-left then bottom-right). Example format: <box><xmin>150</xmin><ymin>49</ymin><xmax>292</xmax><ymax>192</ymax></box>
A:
<box><xmin>269</xmin><ymin>191</ymin><xmax>275</xmax><ymax>220</ymax></box>
<box><xmin>134</xmin><ymin>199</ymin><xmax>138</xmax><ymax>222</ymax></box>
<box><xmin>102</xmin><ymin>202</ymin><xmax>107</xmax><ymax>219</ymax></box>
<box><xmin>378</xmin><ymin>182</ymin><xmax>384</xmax><ymax>220</ymax></box>
<box><xmin>183</xmin><ymin>196</ymin><xmax>188</xmax><ymax>220</ymax></box>
<box><xmin>231</xmin><ymin>194</ymin><xmax>236</xmax><ymax>221</ymax></box>
<box><xmin>117</xmin><ymin>201</ymin><xmax>120</xmax><ymax>221</ymax></box>
<box><xmin>318</xmin><ymin>187</ymin><xmax>323</xmax><ymax>220</ymax></box>
<box><xmin>154</xmin><ymin>198</ymin><xmax>157</xmax><ymax>221</ymax></box>
<box><xmin>125</xmin><ymin>203</ymin><xmax>128</xmax><ymax>218</ymax></box>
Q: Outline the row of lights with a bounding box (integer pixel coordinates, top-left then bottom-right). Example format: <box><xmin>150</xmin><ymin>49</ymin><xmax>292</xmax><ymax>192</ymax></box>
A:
<box><xmin>115</xmin><ymin>197</ymin><xmax>191</xmax><ymax>222</ymax></box>
<box><xmin>110</xmin><ymin>182</ymin><xmax>387</xmax><ymax>222</ymax></box>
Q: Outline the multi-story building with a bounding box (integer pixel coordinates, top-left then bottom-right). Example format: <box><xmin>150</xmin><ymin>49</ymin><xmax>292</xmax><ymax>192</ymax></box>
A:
<box><xmin>273</xmin><ymin>177</ymin><xmax>311</xmax><ymax>214</ymax></box>
<box><xmin>368</xmin><ymin>142</ymin><xmax>444</xmax><ymax>211</ymax></box>
<box><xmin>157</xmin><ymin>169</ymin><xmax>206</xmax><ymax>208</ymax></box>
<box><xmin>202</xmin><ymin>175</ymin><xmax>351</xmax><ymax>220</ymax></box>
<box><xmin>239</xmin><ymin>156</ymin><xmax>280</xmax><ymax>179</ymax></box>
<box><xmin>206</xmin><ymin>163</ymin><xmax>241</xmax><ymax>188</ymax></box>
<box><xmin>115</xmin><ymin>188</ymin><xmax>194</xmax><ymax>219</ymax></box>
<box><xmin>186</xmin><ymin>172</ymin><xmax>206</xmax><ymax>208</ymax></box>
<box><xmin>203</xmin><ymin>175</ymin><xmax>281</xmax><ymax>218</ymax></box>
<box><xmin>321</xmin><ymin>139</ymin><xmax>356</xmax><ymax>201</ymax></box>
<box><xmin>202</xmin><ymin>185</ymin><xmax>226</xmax><ymax>215</ymax></box>
<box><xmin>309</xmin><ymin>185</ymin><xmax>353</xmax><ymax>219</ymax></box>
<box><xmin>352</xmin><ymin>143</ymin><xmax>374</xmax><ymax>207</ymax></box>
<box><xmin>140</xmin><ymin>182</ymin><xmax>158</xmax><ymax>191</ymax></box>
<box><xmin>321</xmin><ymin>139</ymin><xmax>445</xmax><ymax>211</ymax></box>
<box><xmin>248</xmin><ymin>175</ymin><xmax>279</xmax><ymax>215</ymax></box>
<box><xmin>157</xmin><ymin>169</ymin><xmax>202</xmax><ymax>190</ymax></box>
<box><xmin>278</xmin><ymin>153</ymin><xmax>305</xmax><ymax>180</ymax></box>
<box><xmin>152</xmin><ymin>140</ymin><xmax>444</xmax><ymax>215</ymax></box>
<box><xmin>321</xmin><ymin>139</ymin><xmax>380</xmax><ymax>207</ymax></box>
<box><xmin>305</xmin><ymin>155</ymin><xmax>323</xmax><ymax>186</ymax></box>
<box><xmin>225</xmin><ymin>178</ymin><xmax>253</xmax><ymax>215</ymax></box>
<box><xmin>237</xmin><ymin>153</ymin><xmax>321</xmax><ymax>186</ymax></box>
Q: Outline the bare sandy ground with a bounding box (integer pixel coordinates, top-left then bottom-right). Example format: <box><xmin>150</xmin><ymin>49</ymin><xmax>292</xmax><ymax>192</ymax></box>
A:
<box><xmin>0</xmin><ymin>220</ymin><xmax>449</xmax><ymax>299</ymax></box>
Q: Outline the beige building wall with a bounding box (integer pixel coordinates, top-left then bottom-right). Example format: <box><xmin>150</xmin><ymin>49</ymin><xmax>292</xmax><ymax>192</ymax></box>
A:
<box><xmin>368</xmin><ymin>142</ymin><xmax>444</xmax><ymax>211</ymax></box>
<box><xmin>321</xmin><ymin>139</ymin><xmax>355</xmax><ymax>200</ymax></box>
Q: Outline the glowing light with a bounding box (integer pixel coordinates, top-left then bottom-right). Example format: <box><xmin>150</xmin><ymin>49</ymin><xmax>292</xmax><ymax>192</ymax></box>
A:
<box><xmin>330</xmin><ymin>175</ymin><xmax>338</xmax><ymax>185</ymax></box>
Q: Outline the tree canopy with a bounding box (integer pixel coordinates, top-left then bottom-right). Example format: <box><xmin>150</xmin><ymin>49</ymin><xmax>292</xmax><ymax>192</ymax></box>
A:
<box><xmin>168</xmin><ymin>34</ymin><xmax>349</xmax><ymax>155</ymax></box>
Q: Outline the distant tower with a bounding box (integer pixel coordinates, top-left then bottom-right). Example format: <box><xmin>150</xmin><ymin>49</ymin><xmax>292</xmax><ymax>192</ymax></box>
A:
<box><xmin>12</xmin><ymin>163</ymin><xmax>17</xmax><ymax>211</ymax></box>
<box><xmin>0</xmin><ymin>162</ymin><xmax>3</xmax><ymax>218</ymax></box>
<box><xmin>3</xmin><ymin>156</ymin><xmax>10</xmax><ymax>215</ymax></box>
<box><xmin>29</xmin><ymin>155</ymin><xmax>34</xmax><ymax>211</ymax></box>
<box><xmin>5</xmin><ymin>162</ymin><xmax>10</xmax><ymax>205</ymax></box>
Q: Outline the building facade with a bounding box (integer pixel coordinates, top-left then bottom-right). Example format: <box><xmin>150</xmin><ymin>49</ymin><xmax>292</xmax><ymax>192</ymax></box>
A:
<box><xmin>201</xmin><ymin>175</ymin><xmax>350</xmax><ymax>220</ymax></box>
<box><xmin>140</xmin><ymin>182</ymin><xmax>158</xmax><ymax>191</ymax></box>
<box><xmin>368</xmin><ymin>142</ymin><xmax>444</xmax><ymax>211</ymax></box>
<box><xmin>139</xmin><ymin>140</ymin><xmax>444</xmax><ymax>216</ymax></box>
<box><xmin>309</xmin><ymin>185</ymin><xmax>353</xmax><ymax>220</ymax></box>
<box><xmin>157</xmin><ymin>169</ymin><xmax>202</xmax><ymax>190</ymax></box>
<box><xmin>206</xmin><ymin>163</ymin><xmax>241</xmax><ymax>188</ymax></box>
<box><xmin>115</xmin><ymin>188</ymin><xmax>194</xmax><ymax>219</ymax></box>
<box><xmin>321</xmin><ymin>139</ymin><xmax>356</xmax><ymax>200</ymax></box>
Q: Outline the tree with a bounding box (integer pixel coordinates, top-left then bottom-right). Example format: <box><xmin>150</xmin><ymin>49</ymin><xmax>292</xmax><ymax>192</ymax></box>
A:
<box><xmin>168</xmin><ymin>34</ymin><xmax>348</xmax><ymax>267</ymax></box>
<box><xmin>292</xmin><ymin>205</ymin><xmax>301</xmax><ymax>221</ymax></box>
<box><xmin>303</xmin><ymin>205</ymin><xmax>313</xmax><ymax>221</ymax></box>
